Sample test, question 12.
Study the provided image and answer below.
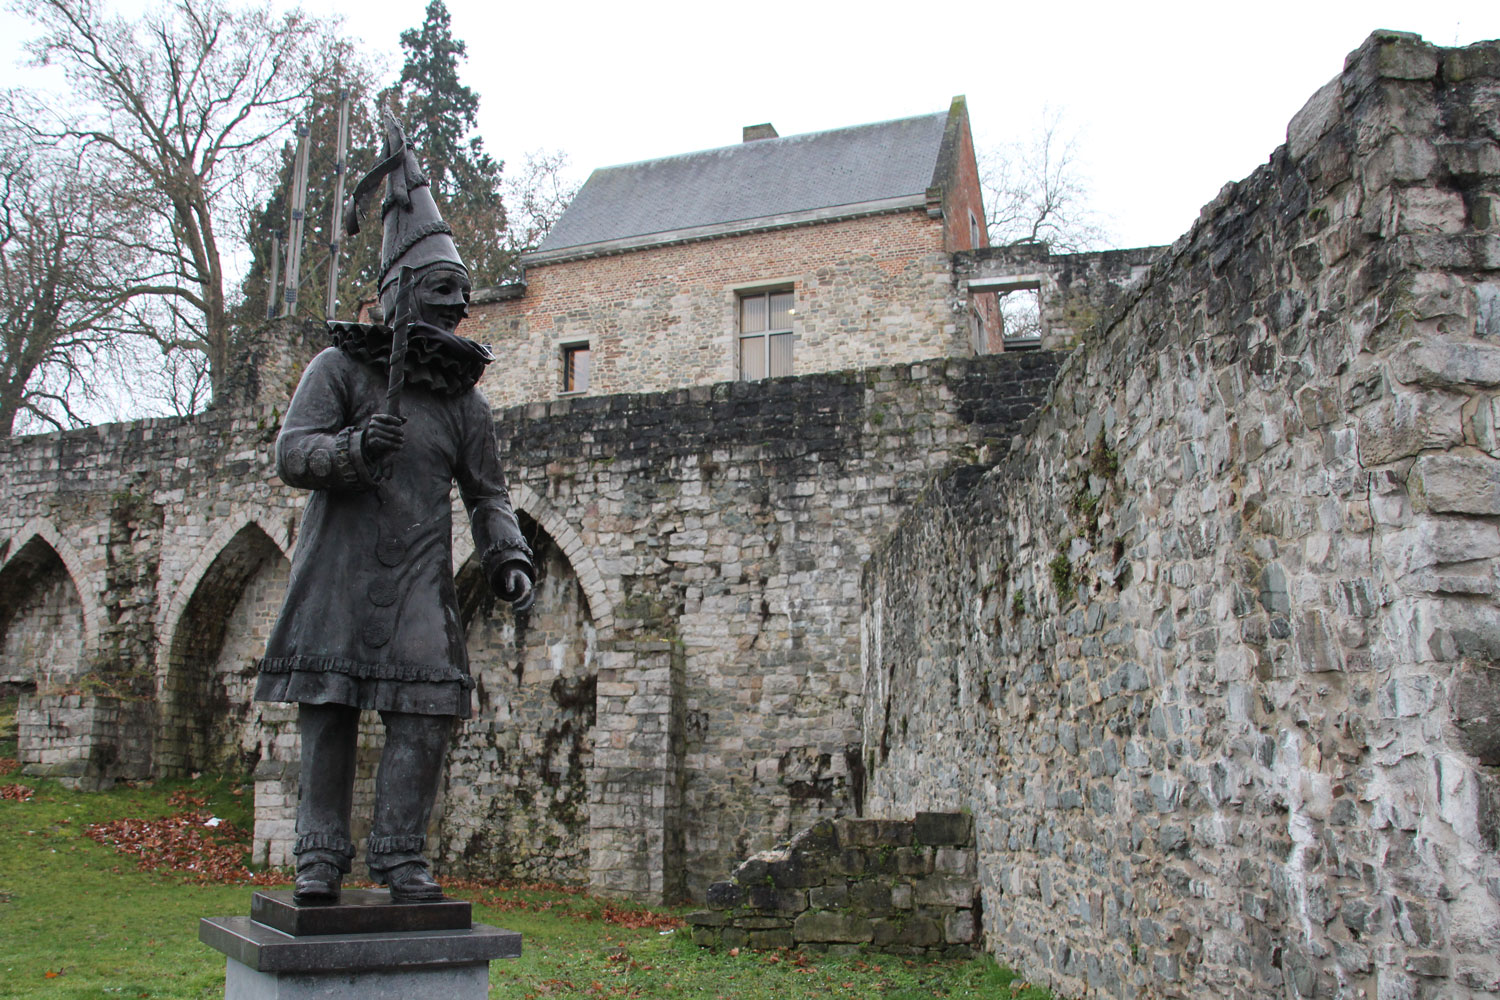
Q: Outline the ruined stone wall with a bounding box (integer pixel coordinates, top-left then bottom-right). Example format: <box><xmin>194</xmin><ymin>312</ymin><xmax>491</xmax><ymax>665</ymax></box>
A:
<box><xmin>862</xmin><ymin>32</ymin><xmax>1500</xmax><ymax>1000</ymax></box>
<box><xmin>0</xmin><ymin>346</ymin><xmax>1061</xmax><ymax>894</ymax></box>
<box><xmin>440</xmin><ymin>528</ymin><xmax>598</xmax><ymax>883</ymax></box>
<box><xmin>954</xmin><ymin>244</ymin><xmax>1163</xmax><ymax>350</ymax></box>
<box><xmin>463</xmin><ymin>211</ymin><xmax>960</xmax><ymax>406</ymax></box>
<box><xmin>689</xmin><ymin>813</ymin><xmax>982</xmax><ymax>956</ymax></box>
<box><xmin>492</xmin><ymin>351</ymin><xmax>1063</xmax><ymax>898</ymax></box>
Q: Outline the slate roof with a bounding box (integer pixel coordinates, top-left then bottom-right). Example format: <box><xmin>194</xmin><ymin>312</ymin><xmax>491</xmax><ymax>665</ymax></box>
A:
<box><xmin>534</xmin><ymin>110</ymin><xmax>951</xmax><ymax>257</ymax></box>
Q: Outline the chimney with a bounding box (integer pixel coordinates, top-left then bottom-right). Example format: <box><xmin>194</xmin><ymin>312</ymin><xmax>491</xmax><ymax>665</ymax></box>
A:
<box><xmin>742</xmin><ymin>123</ymin><xmax>779</xmax><ymax>142</ymax></box>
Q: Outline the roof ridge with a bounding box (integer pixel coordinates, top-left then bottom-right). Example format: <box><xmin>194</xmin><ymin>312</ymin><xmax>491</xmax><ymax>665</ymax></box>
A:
<box><xmin>591</xmin><ymin>110</ymin><xmax>951</xmax><ymax>173</ymax></box>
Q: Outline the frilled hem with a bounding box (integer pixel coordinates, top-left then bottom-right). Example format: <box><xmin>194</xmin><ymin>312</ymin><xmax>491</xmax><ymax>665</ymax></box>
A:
<box><xmin>259</xmin><ymin>654</ymin><xmax>475</xmax><ymax>689</ymax></box>
<box><xmin>255</xmin><ymin>669</ymin><xmax>470</xmax><ymax>718</ymax></box>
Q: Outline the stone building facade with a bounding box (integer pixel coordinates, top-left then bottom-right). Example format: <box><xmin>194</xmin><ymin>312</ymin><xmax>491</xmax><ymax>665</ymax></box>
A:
<box><xmin>462</xmin><ymin>97</ymin><xmax>1002</xmax><ymax>406</ymax></box>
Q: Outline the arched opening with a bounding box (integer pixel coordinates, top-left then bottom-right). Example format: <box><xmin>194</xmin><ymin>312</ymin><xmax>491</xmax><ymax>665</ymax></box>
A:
<box><xmin>158</xmin><ymin>522</ymin><xmax>288</xmax><ymax>778</ymax></box>
<box><xmin>440</xmin><ymin>512</ymin><xmax>598</xmax><ymax>882</ymax></box>
<box><xmin>0</xmin><ymin>535</ymin><xmax>88</xmax><ymax>695</ymax></box>
<box><xmin>0</xmin><ymin>535</ymin><xmax>88</xmax><ymax>768</ymax></box>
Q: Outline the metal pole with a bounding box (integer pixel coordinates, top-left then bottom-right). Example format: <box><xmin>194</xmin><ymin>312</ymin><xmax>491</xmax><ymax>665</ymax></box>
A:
<box><xmin>325</xmin><ymin>88</ymin><xmax>351</xmax><ymax>320</ymax></box>
<box><xmin>266</xmin><ymin>228</ymin><xmax>284</xmax><ymax>321</ymax></box>
<box><xmin>282</xmin><ymin>122</ymin><xmax>312</xmax><ymax>317</ymax></box>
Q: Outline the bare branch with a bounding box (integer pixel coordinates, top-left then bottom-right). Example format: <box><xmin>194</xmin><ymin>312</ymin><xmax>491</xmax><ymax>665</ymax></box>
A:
<box><xmin>978</xmin><ymin>107</ymin><xmax>1111</xmax><ymax>255</ymax></box>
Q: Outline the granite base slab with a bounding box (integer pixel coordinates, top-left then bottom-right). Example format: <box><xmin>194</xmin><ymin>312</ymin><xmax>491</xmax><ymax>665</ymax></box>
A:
<box><xmin>224</xmin><ymin>958</ymin><xmax>489</xmax><ymax>1000</ymax></box>
<box><xmin>200</xmin><ymin>916</ymin><xmax>521</xmax><ymax>974</ymax></box>
<box><xmin>250</xmin><ymin>890</ymin><xmax>472</xmax><ymax>936</ymax></box>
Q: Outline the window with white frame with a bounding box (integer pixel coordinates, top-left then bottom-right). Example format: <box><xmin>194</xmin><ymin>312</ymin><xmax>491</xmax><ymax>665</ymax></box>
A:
<box><xmin>739</xmin><ymin>289</ymin><xmax>794</xmax><ymax>380</ymax></box>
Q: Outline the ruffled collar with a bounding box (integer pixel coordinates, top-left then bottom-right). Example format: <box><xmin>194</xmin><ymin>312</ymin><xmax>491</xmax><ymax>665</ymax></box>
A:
<box><xmin>328</xmin><ymin>321</ymin><xmax>493</xmax><ymax>396</ymax></box>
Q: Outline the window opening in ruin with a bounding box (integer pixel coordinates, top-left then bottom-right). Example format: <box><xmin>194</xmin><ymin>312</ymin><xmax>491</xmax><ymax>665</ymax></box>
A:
<box><xmin>739</xmin><ymin>289</ymin><xmax>794</xmax><ymax>380</ymax></box>
<box><xmin>968</xmin><ymin>209</ymin><xmax>982</xmax><ymax>249</ymax></box>
<box><xmin>968</xmin><ymin>306</ymin><xmax>985</xmax><ymax>355</ymax></box>
<box><xmin>562</xmin><ymin>342</ymin><xmax>590</xmax><ymax>394</ymax></box>
<box><xmin>998</xmin><ymin>286</ymin><xmax>1043</xmax><ymax>350</ymax></box>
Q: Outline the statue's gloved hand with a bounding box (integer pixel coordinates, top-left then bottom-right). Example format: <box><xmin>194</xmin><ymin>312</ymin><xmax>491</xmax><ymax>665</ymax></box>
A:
<box><xmin>496</xmin><ymin>565</ymin><xmax>534</xmax><ymax>612</ymax></box>
<box><xmin>360</xmin><ymin>413</ymin><xmax>406</xmax><ymax>464</ymax></box>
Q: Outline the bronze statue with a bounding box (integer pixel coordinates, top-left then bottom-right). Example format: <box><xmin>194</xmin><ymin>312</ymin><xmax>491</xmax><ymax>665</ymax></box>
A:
<box><xmin>256</xmin><ymin>114</ymin><xmax>534</xmax><ymax>905</ymax></box>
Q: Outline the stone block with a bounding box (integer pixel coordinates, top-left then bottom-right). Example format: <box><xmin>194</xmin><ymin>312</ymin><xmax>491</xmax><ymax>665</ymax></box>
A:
<box><xmin>914</xmin><ymin>812</ymin><xmax>973</xmax><ymax>846</ymax></box>
<box><xmin>706</xmin><ymin>881</ymin><xmax>743</xmax><ymax>910</ymax></box>
<box><xmin>770</xmin><ymin>853</ymin><xmax>828</xmax><ymax>889</ymax></box>
<box><xmin>943</xmin><ymin>909</ymin><xmax>977</xmax><ymax>944</ymax></box>
<box><xmin>737</xmin><ymin>916</ymin><xmax>792</xmax><ymax>930</ymax></box>
<box><xmin>933</xmin><ymin>848</ymin><xmax>976</xmax><ymax>878</ymax></box>
<box><xmin>1446</xmin><ymin>44</ymin><xmax>1500</xmax><ymax>82</ymax></box>
<box><xmin>891</xmin><ymin>884</ymin><xmax>913</xmax><ymax>910</ymax></box>
<box><xmin>808</xmin><ymin>883</ymin><xmax>849</xmax><ymax>909</ymax></box>
<box><xmin>1392</xmin><ymin>339</ymin><xmax>1500</xmax><ymax>389</ymax></box>
<box><xmin>849</xmin><ymin>880</ymin><xmax>894</xmax><ymax>914</ymax></box>
<box><xmin>1451</xmin><ymin>659</ymin><xmax>1500</xmax><ymax>766</ymax></box>
<box><xmin>870</xmin><ymin>916</ymin><xmax>941</xmax><ymax>948</ymax></box>
<box><xmin>747</xmin><ymin>929</ymin><xmax>795</xmax><ymax>950</ymax></box>
<box><xmin>896</xmin><ymin>847</ymin><xmax>932</xmax><ymax>876</ymax></box>
<box><xmin>687</xmin><ymin>910</ymin><xmax>728</xmax><ymax>928</ymax></box>
<box><xmin>837</xmin><ymin>818</ymin><xmax>894</xmax><ymax>847</ymax></box>
<box><xmin>913</xmin><ymin>875</ymin><xmax>975</xmax><ymax>908</ymax></box>
<box><xmin>1410</xmin><ymin>452</ymin><xmax>1500</xmax><ymax>514</ymax></box>
<box><xmin>793</xmin><ymin>911</ymin><xmax>873</xmax><ymax>944</ymax></box>
<box><xmin>745</xmin><ymin>884</ymin><xmax>805</xmax><ymax>915</ymax></box>
<box><xmin>1357</xmin><ymin>391</ymin><xmax>1464</xmax><ymax>465</ymax></box>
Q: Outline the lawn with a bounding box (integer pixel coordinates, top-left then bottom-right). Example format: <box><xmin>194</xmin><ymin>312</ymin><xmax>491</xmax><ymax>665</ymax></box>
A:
<box><xmin>0</xmin><ymin>749</ymin><xmax>1054</xmax><ymax>998</ymax></box>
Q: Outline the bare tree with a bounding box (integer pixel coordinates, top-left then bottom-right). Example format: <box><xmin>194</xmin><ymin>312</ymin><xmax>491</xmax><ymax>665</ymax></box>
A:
<box><xmin>979</xmin><ymin>107</ymin><xmax>1109</xmax><ymax>253</ymax></box>
<box><xmin>0</xmin><ymin>134</ymin><xmax>144</xmax><ymax>436</ymax></box>
<box><xmin>500</xmin><ymin>149</ymin><xmax>579</xmax><ymax>266</ymax></box>
<box><xmin>15</xmin><ymin>0</ymin><xmax>352</xmax><ymax>405</ymax></box>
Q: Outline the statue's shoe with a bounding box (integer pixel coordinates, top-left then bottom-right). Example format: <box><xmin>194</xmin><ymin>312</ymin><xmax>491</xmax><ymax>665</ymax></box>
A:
<box><xmin>380</xmin><ymin>861</ymin><xmax>444</xmax><ymax>902</ymax></box>
<box><xmin>292</xmin><ymin>862</ymin><xmax>342</xmax><ymax>905</ymax></box>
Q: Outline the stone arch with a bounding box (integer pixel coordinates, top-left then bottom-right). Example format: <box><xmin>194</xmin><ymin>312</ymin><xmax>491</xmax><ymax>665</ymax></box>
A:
<box><xmin>508</xmin><ymin>481</ymin><xmax>614</xmax><ymax>636</ymax></box>
<box><xmin>441</xmin><ymin>508</ymin><xmax>598</xmax><ymax>883</ymax></box>
<box><xmin>159</xmin><ymin>512</ymin><xmax>293</xmax><ymax>654</ymax></box>
<box><xmin>156</xmin><ymin>519</ymin><xmax>289</xmax><ymax>777</ymax></box>
<box><xmin>0</xmin><ymin>518</ymin><xmax>101</xmax><ymax>660</ymax></box>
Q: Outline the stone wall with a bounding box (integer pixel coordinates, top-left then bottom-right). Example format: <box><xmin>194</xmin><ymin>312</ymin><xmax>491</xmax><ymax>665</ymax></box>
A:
<box><xmin>494</xmin><ymin>352</ymin><xmax>1062</xmax><ymax>898</ymax></box>
<box><xmin>463</xmin><ymin>211</ymin><xmax>961</xmax><ymax>406</ymax></box>
<box><xmin>0</xmin><ymin>347</ymin><xmax>1061</xmax><ymax>897</ymax></box>
<box><xmin>861</xmin><ymin>32</ymin><xmax>1500</xmax><ymax>1000</ymax></box>
<box><xmin>688</xmin><ymin>812</ymin><xmax>981</xmax><ymax>956</ymax></box>
<box><xmin>954</xmin><ymin>244</ymin><xmax>1164</xmax><ymax>351</ymax></box>
<box><xmin>439</xmin><ymin>525</ymin><xmax>599</xmax><ymax>883</ymax></box>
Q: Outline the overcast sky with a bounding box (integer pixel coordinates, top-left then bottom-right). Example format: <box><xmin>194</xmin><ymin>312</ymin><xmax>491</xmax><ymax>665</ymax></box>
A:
<box><xmin>4</xmin><ymin>0</ymin><xmax>1499</xmax><ymax>250</ymax></box>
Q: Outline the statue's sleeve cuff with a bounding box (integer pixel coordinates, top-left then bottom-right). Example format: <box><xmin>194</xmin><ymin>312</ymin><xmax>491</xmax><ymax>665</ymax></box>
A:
<box><xmin>335</xmin><ymin>426</ymin><xmax>381</xmax><ymax>489</ymax></box>
<box><xmin>481</xmin><ymin>542</ymin><xmax>534</xmax><ymax>587</ymax></box>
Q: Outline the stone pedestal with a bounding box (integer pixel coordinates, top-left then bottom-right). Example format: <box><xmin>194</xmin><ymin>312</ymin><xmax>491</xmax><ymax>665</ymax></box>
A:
<box><xmin>201</xmin><ymin>890</ymin><xmax>520</xmax><ymax>999</ymax></box>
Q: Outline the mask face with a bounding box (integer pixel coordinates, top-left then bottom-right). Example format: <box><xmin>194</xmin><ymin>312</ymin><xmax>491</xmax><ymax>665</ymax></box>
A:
<box><xmin>412</xmin><ymin>267</ymin><xmax>473</xmax><ymax>332</ymax></box>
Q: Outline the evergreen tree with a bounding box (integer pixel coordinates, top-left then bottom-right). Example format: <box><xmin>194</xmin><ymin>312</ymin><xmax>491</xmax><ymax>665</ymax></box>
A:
<box><xmin>382</xmin><ymin>0</ymin><xmax>511</xmax><ymax>286</ymax></box>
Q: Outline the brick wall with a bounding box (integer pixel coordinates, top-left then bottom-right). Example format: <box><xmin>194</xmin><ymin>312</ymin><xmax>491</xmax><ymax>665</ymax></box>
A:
<box><xmin>463</xmin><ymin>211</ymin><xmax>961</xmax><ymax>406</ymax></box>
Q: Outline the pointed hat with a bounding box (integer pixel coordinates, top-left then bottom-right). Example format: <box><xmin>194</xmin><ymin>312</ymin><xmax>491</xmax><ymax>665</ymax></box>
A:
<box><xmin>343</xmin><ymin>109</ymin><xmax>466</xmax><ymax>292</ymax></box>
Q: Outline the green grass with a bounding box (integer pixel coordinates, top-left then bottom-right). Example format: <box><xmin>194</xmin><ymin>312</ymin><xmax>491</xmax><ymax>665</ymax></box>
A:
<box><xmin>0</xmin><ymin>775</ymin><xmax>1057</xmax><ymax>999</ymax></box>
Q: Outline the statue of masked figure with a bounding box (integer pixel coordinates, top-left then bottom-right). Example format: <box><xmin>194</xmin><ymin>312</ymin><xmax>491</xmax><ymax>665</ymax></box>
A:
<box><xmin>257</xmin><ymin>112</ymin><xmax>534</xmax><ymax>904</ymax></box>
